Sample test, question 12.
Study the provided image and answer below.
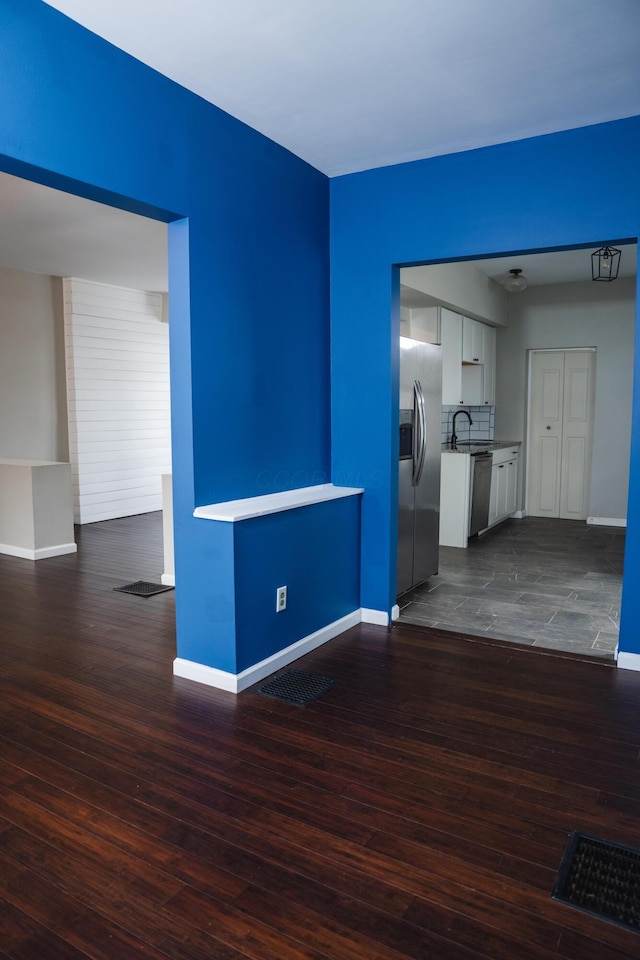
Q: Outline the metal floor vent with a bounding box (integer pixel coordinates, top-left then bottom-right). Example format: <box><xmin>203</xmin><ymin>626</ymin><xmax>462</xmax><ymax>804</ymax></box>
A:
<box><xmin>552</xmin><ymin>832</ymin><xmax>640</xmax><ymax>932</ymax></box>
<box><xmin>256</xmin><ymin>669</ymin><xmax>336</xmax><ymax>706</ymax></box>
<box><xmin>113</xmin><ymin>580</ymin><xmax>174</xmax><ymax>598</ymax></box>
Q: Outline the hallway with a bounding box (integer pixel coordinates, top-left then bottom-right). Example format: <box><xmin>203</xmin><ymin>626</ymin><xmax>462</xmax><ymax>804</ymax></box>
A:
<box><xmin>399</xmin><ymin>517</ymin><xmax>624</xmax><ymax>659</ymax></box>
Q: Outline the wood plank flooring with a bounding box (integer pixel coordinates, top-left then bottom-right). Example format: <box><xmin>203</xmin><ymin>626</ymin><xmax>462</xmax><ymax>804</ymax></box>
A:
<box><xmin>1</xmin><ymin>512</ymin><xmax>640</xmax><ymax>959</ymax></box>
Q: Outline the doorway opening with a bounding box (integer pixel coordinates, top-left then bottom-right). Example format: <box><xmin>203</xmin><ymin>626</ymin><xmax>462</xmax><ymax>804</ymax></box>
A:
<box><xmin>0</xmin><ymin>169</ymin><xmax>176</xmax><ymax>586</ymax></box>
<box><xmin>395</xmin><ymin>242</ymin><xmax>637</xmax><ymax>659</ymax></box>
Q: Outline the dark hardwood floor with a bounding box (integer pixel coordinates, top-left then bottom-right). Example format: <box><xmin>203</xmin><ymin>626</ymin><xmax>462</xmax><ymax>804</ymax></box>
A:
<box><xmin>1</xmin><ymin>512</ymin><xmax>640</xmax><ymax>959</ymax></box>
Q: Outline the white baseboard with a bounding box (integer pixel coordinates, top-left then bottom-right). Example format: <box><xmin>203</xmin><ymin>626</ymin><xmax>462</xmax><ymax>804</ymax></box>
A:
<box><xmin>617</xmin><ymin>652</ymin><xmax>640</xmax><ymax>671</ymax></box>
<box><xmin>512</xmin><ymin>510</ymin><xmax>526</xmax><ymax>519</ymax></box>
<box><xmin>173</xmin><ymin>658</ymin><xmax>244</xmax><ymax>694</ymax></box>
<box><xmin>161</xmin><ymin>573</ymin><xmax>175</xmax><ymax>586</ymax></box>
<box><xmin>174</xmin><ymin>608</ymin><xmax>363</xmax><ymax>693</ymax></box>
<box><xmin>0</xmin><ymin>541</ymin><xmax>77</xmax><ymax>560</ymax></box>
<box><xmin>34</xmin><ymin>543</ymin><xmax>77</xmax><ymax>559</ymax></box>
<box><xmin>587</xmin><ymin>516</ymin><xmax>627</xmax><ymax>527</ymax></box>
<box><xmin>391</xmin><ymin>604</ymin><xmax>400</xmax><ymax>621</ymax></box>
<box><xmin>361</xmin><ymin>608</ymin><xmax>391</xmax><ymax>626</ymax></box>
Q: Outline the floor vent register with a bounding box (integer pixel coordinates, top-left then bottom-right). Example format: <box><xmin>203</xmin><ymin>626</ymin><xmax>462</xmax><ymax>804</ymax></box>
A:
<box><xmin>553</xmin><ymin>831</ymin><xmax>640</xmax><ymax>933</ymax></box>
<box><xmin>256</xmin><ymin>669</ymin><xmax>336</xmax><ymax>706</ymax></box>
<box><xmin>113</xmin><ymin>580</ymin><xmax>175</xmax><ymax>598</ymax></box>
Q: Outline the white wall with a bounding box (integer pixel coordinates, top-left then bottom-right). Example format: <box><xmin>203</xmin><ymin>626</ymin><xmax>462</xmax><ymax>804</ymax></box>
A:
<box><xmin>495</xmin><ymin>278</ymin><xmax>635</xmax><ymax>521</ymax></box>
<box><xmin>0</xmin><ymin>265</ymin><xmax>68</xmax><ymax>460</ymax></box>
<box><xmin>401</xmin><ymin>262</ymin><xmax>509</xmax><ymax>327</ymax></box>
<box><xmin>64</xmin><ymin>278</ymin><xmax>171</xmax><ymax>524</ymax></box>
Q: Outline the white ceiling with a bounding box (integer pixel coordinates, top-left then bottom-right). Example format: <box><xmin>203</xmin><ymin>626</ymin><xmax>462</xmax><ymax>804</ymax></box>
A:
<box><xmin>4</xmin><ymin>2</ymin><xmax>640</xmax><ymax>291</ymax></box>
<box><xmin>401</xmin><ymin>245</ymin><xmax>638</xmax><ymax>307</ymax></box>
<box><xmin>0</xmin><ymin>172</ymin><xmax>168</xmax><ymax>292</ymax></box>
<box><xmin>43</xmin><ymin>0</ymin><xmax>640</xmax><ymax>178</ymax></box>
<box><xmin>472</xmin><ymin>246</ymin><xmax>637</xmax><ymax>287</ymax></box>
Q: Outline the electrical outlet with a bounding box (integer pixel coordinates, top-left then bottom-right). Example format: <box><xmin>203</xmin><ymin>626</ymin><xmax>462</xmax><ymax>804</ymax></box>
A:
<box><xmin>276</xmin><ymin>585</ymin><xmax>287</xmax><ymax>612</ymax></box>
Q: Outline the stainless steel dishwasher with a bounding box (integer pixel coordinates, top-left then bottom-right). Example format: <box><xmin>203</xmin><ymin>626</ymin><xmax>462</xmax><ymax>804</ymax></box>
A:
<box><xmin>469</xmin><ymin>453</ymin><xmax>492</xmax><ymax>536</ymax></box>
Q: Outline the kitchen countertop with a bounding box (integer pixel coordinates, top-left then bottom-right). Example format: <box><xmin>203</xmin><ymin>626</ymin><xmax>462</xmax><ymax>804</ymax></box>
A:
<box><xmin>441</xmin><ymin>440</ymin><xmax>521</xmax><ymax>454</ymax></box>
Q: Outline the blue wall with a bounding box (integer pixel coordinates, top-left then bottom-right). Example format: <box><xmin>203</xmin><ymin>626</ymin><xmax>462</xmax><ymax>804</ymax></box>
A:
<box><xmin>330</xmin><ymin>118</ymin><xmax>640</xmax><ymax>652</ymax></box>
<box><xmin>3</xmin><ymin>2</ymin><xmax>640</xmax><ymax>668</ymax></box>
<box><xmin>234</xmin><ymin>497</ymin><xmax>361</xmax><ymax>672</ymax></box>
<box><xmin>0</xmin><ymin>0</ymin><xmax>358</xmax><ymax>676</ymax></box>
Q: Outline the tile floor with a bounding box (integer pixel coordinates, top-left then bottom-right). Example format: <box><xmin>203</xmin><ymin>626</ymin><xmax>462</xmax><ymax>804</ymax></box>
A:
<box><xmin>398</xmin><ymin>516</ymin><xmax>624</xmax><ymax>659</ymax></box>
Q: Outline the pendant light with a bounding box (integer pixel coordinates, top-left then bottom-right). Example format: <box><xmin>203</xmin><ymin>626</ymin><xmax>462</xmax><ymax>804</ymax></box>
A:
<box><xmin>504</xmin><ymin>268</ymin><xmax>527</xmax><ymax>292</ymax></box>
<box><xmin>591</xmin><ymin>245</ymin><xmax>621</xmax><ymax>281</ymax></box>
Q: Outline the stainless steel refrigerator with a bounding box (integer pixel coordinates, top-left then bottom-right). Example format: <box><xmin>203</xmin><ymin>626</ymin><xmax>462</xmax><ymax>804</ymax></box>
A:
<box><xmin>397</xmin><ymin>337</ymin><xmax>442</xmax><ymax>596</ymax></box>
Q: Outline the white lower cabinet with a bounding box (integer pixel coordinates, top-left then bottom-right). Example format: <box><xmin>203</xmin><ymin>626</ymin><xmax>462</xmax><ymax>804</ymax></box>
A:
<box><xmin>488</xmin><ymin>448</ymin><xmax>518</xmax><ymax>528</ymax></box>
<box><xmin>441</xmin><ymin>446</ymin><xmax>520</xmax><ymax>547</ymax></box>
<box><xmin>439</xmin><ymin>452</ymin><xmax>472</xmax><ymax>547</ymax></box>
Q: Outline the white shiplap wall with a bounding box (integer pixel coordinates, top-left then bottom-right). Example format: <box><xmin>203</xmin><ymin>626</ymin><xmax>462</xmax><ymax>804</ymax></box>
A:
<box><xmin>64</xmin><ymin>278</ymin><xmax>171</xmax><ymax>524</ymax></box>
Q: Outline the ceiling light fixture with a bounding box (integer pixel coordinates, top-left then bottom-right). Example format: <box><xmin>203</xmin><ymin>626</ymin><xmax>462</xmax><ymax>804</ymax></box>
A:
<box><xmin>503</xmin><ymin>268</ymin><xmax>527</xmax><ymax>292</ymax></box>
<box><xmin>591</xmin><ymin>245</ymin><xmax>621</xmax><ymax>282</ymax></box>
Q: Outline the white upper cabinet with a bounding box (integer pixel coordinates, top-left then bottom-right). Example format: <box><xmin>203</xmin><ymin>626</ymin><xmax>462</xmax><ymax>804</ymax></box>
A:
<box><xmin>409</xmin><ymin>306</ymin><xmax>440</xmax><ymax>343</ymax></box>
<box><xmin>440</xmin><ymin>308</ymin><xmax>464</xmax><ymax>405</ymax></box>
<box><xmin>462</xmin><ymin>317</ymin><xmax>484</xmax><ymax>364</ymax></box>
<box><xmin>441</xmin><ymin>308</ymin><xmax>496</xmax><ymax>406</ymax></box>
<box><xmin>482</xmin><ymin>324</ymin><xmax>496</xmax><ymax>405</ymax></box>
<box><xmin>400</xmin><ymin>305</ymin><xmax>440</xmax><ymax>344</ymax></box>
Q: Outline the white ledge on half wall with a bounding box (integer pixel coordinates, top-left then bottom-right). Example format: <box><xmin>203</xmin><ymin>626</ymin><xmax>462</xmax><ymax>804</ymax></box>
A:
<box><xmin>193</xmin><ymin>483</ymin><xmax>364</xmax><ymax>522</ymax></box>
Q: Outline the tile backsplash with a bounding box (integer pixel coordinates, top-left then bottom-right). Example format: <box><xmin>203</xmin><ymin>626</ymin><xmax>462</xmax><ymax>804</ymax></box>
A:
<box><xmin>441</xmin><ymin>405</ymin><xmax>495</xmax><ymax>446</ymax></box>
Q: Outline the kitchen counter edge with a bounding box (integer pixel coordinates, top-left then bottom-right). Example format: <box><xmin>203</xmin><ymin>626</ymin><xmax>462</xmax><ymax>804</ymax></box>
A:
<box><xmin>441</xmin><ymin>441</ymin><xmax>522</xmax><ymax>454</ymax></box>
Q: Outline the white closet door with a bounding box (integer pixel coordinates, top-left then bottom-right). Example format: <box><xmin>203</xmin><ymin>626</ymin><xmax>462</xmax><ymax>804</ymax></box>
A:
<box><xmin>527</xmin><ymin>350</ymin><xmax>595</xmax><ymax>520</ymax></box>
<box><xmin>559</xmin><ymin>351</ymin><xmax>595</xmax><ymax>519</ymax></box>
<box><xmin>528</xmin><ymin>352</ymin><xmax>564</xmax><ymax>517</ymax></box>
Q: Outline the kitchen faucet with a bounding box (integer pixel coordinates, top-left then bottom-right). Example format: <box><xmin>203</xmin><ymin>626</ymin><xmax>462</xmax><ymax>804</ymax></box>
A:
<box><xmin>451</xmin><ymin>409</ymin><xmax>473</xmax><ymax>448</ymax></box>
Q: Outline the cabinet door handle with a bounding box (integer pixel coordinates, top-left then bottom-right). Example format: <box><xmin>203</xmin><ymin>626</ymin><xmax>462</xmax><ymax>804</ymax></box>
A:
<box><xmin>498</xmin><ymin>464</ymin><xmax>504</xmax><ymax>468</ymax></box>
